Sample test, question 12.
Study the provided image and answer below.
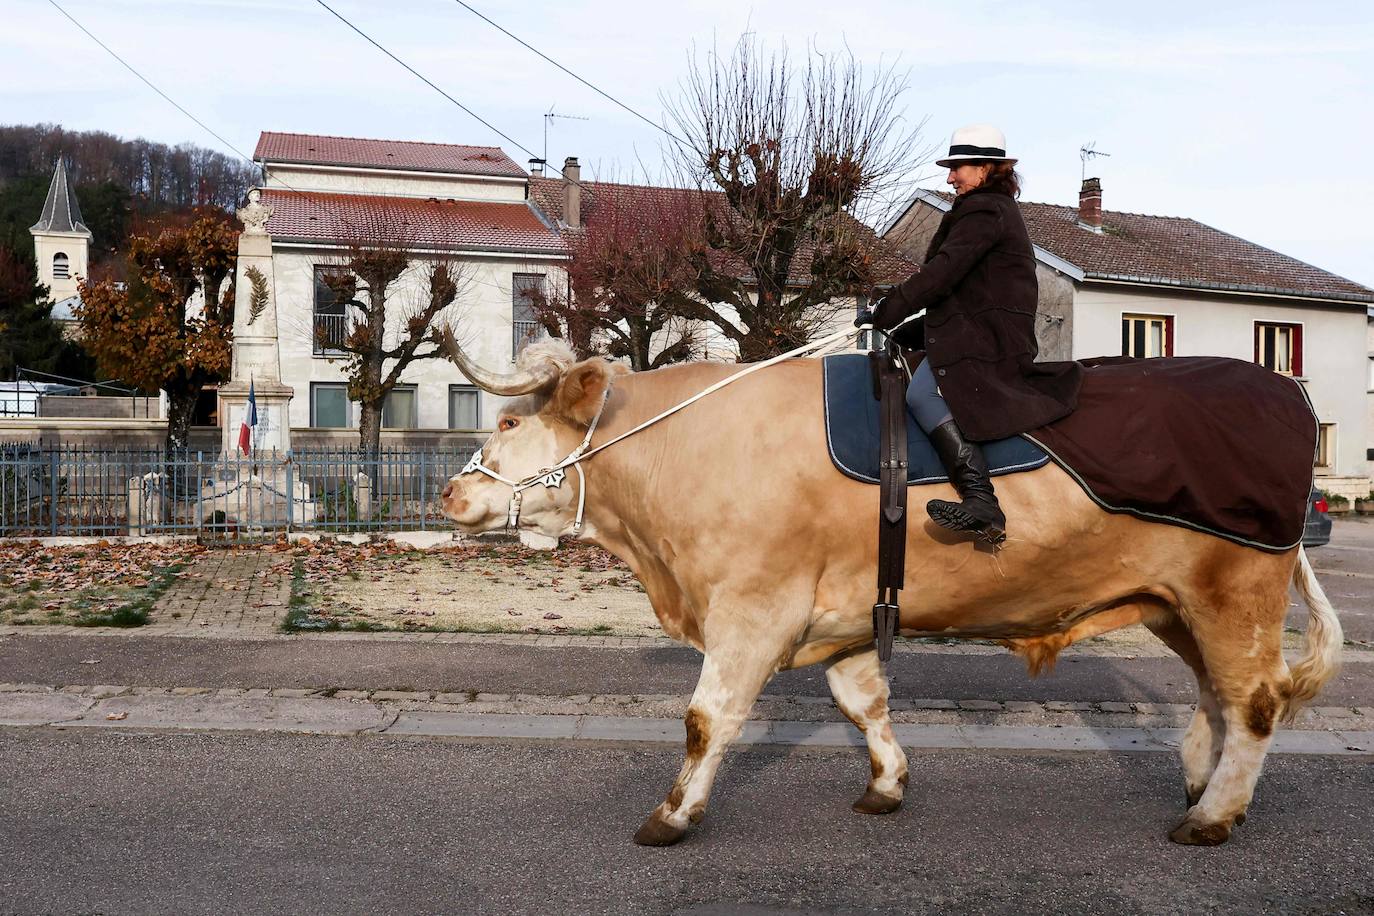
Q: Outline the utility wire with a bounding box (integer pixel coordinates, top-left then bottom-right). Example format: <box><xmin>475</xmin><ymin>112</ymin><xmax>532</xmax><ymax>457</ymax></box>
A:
<box><xmin>46</xmin><ymin>0</ymin><xmax>564</xmax><ymax>302</ymax></box>
<box><xmin>312</xmin><ymin>0</ymin><xmax>560</xmax><ymax>174</ymax></box>
<box><xmin>44</xmin><ymin>0</ymin><xmax>262</xmax><ymax>178</ymax></box>
<box><xmin>448</xmin><ymin>0</ymin><xmax>687</xmax><ymax>148</ymax></box>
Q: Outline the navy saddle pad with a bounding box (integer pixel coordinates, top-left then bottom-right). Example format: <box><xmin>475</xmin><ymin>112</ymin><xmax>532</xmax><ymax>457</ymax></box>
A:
<box><xmin>821</xmin><ymin>352</ymin><xmax>1050</xmax><ymax>485</ymax></box>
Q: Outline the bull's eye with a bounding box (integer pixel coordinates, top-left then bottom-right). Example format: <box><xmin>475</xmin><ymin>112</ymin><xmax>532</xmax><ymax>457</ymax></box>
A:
<box><xmin>498</xmin><ymin>417</ymin><xmax>519</xmax><ymax>432</ymax></box>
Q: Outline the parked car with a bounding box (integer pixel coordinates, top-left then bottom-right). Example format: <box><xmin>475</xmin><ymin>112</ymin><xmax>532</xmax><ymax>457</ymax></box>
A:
<box><xmin>1303</xmin><ymin>488</ymin><xmax>1332</xmax><ymax>547</ymax></box>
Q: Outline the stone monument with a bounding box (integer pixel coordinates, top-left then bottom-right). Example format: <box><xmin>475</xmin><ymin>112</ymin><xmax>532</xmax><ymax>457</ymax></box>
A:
<box><xmin>219</xmin><ymin>189</ymin><xmax>294</xmax><ymax>455</ymax></box>
<box><xmin>191</xmin><ymin>190</ymin><xmax>316</xmax><ymax>530</ymax></box>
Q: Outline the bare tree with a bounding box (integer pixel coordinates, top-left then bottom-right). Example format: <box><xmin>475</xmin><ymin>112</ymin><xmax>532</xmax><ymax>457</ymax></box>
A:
<box><xmin>665</xmin><ymin>39</ymin><xmax>927</xmax><ymax>361</ymax></box>
<box><xmin>315</xmin><ymin>203</ymin><xmax>471</xmax><ymax>455</ymax></box>
<box><xmin>531</xmin><ymin>183</ymin><xmax>707</xmax><ymax>371</ymax></box>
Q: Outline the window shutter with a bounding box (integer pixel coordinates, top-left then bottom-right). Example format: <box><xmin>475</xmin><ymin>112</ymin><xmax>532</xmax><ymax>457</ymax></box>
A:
<box><xmin>1292</xmin><ymin>324</ymin><xmax>1303</xmax><ymax>377</ymax></box>
<box><xmin>1165</xmin><ymin>317</ymin><xmax>1175</xmax><ymax>357</ymax></box>
<box><xmin>1253</xmin><ymin>322</ymin><xmax>1260</xmax><ymax>365</ymax></box>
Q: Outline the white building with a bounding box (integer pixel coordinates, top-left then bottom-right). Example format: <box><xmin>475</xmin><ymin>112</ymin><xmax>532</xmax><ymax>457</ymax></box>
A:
<box><xmin>251</xmin><ymin>131</ymin><xmax>567</xmax><ymax>445</ymax></box>
<box><xmin>883</xmin><ymin>180</ymin><xmax>1374</xmax><ymax>500</ymax></box>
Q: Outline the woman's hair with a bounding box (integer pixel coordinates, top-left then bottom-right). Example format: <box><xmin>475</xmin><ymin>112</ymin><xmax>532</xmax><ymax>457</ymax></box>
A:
<box><xmin>978</xmin><ymin>161</ymin><xmax>1021</xmax><ymax>198</ymax></box>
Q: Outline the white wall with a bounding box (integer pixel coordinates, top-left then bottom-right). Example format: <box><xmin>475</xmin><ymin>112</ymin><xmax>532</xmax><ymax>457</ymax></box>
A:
<box><xmin>1073</xmin><ymin>284</ymin><xmax>1368</xmax><ymax>478</ymax></box>
<box><xmin>32</xmin><ymin>230</ymin><xmax>89</xmax><ymax>302</ymax></box>
<box><xmin>264</xmin><ymin>165</ymin><xmax>526</xmax><ymax>203</ymax></box>
<box><xmin>271</xmin><ymin>245</ymin><xmax>565</xmax><ymax>433</ymax></box>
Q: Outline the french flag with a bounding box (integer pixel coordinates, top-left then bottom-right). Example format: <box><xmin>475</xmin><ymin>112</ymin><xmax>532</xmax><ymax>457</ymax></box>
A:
<box><xmin>238</xmin><ymin>379</ymin><xmax>257</xmax><ymax>455</ymax></box>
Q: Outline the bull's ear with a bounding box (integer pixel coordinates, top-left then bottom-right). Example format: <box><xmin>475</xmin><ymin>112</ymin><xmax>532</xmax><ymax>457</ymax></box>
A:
<box><xmin>553</xmin><ymin>358</ymin><xmax>617</xmax><ymax>426</ymax></box>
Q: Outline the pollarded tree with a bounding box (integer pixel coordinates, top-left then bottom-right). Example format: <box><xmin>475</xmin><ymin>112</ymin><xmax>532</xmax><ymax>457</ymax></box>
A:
<box><xmin>531</xmin><ymin>183</ymin><xmax>707</xmax><ymax>371</ymax></box>
<box><xmin>665</xmin><ymin>39</ymin><xmax>925</xmax><ymax>360</ymax></box>
<box><xmin>76</xmin><ymin>209</ymin><xmax>237</xmax><ymax>451</ymax></box>
<box><xmin>317</xmin><ymin>237</ymin><xmax>468</xmax><ymax>456</ymax></box>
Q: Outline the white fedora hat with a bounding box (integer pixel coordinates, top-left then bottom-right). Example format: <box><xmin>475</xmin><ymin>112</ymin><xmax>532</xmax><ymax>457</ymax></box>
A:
<box><xmin>936</xmin><ymin>124</ymin><xmax>1017</xmax><ymax>168</ymax></box>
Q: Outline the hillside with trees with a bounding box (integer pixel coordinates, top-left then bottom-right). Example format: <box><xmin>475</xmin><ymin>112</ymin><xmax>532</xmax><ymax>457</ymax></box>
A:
<box><xmin>0</xmin><ymin>124</ymin><xmax>256</xmax><ymax>382</ymax></box>
<box><xmin>0</xmin><ymin>123</ymin><xmax>257</xmax><ymax>278</ymax></box>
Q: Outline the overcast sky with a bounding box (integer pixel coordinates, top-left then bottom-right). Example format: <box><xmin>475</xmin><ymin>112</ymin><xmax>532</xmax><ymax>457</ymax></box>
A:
<box><xmin>5</xmin><ymin>0</ymin><xmax>1372</xmax><ymax>287</ymax></box>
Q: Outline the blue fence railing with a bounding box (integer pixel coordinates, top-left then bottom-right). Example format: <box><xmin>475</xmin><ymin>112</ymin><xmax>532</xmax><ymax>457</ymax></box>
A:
<box><xmin>0</xmin><ymin>444</ymin><xmax>478</xmax><ymax>537</ymax></box>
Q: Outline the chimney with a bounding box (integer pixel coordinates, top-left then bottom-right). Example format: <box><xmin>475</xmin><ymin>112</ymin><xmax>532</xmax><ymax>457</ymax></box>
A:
<box><xmin>563</xmin><ymin>156</ymin><xmax>581</xmax><ymax>228</ymax></box>
<box><xmin>1078</xmin><ymin>177</ymin><xmax>1103</xmax><ymax>232</ymax></box>
<box><xmin>527</xmin><ymin>158</ymin><xmax>544</xmax><ymax>177</ymax></box>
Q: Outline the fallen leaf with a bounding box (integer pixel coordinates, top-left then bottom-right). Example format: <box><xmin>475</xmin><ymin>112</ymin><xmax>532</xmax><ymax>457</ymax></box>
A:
<box><xmin>543</xmin><ymin>612</ymin><xmax>562</xmax><ymax>620</ymax></box>
<box><xmin>79</xmin><ymin>659</ymin><xmax>101</xmax><ymax>665</ymax></box>
<box><xmin>105</xmin><ymin>712</ymin><xmax>128</xmax><ymax>721</ymax></box>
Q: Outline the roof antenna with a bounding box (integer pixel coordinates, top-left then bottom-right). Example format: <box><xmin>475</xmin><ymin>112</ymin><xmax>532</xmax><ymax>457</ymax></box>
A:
<box><xmin>1080</xmin><ymin>142</ymin><xmax>1111</xmax><ymax>180</ymax></box>
<box><xmin>544</xmin><ymin>105</ymin><xmax>590</xmax><ymax>164</ymax></box>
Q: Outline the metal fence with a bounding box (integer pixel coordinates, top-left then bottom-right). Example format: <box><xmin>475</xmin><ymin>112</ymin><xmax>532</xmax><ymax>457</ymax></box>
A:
<box><xmin>0</xmin><ymin>444</ymin><xmax>477</xmax><ymax>538</ymax></box>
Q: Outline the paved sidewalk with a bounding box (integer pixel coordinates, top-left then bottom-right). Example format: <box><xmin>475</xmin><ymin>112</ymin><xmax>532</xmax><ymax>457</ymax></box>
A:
<box><xmin>147</xmin><ymin>549</ymin><xmax>289</xmax><ymax>633</ymax></box>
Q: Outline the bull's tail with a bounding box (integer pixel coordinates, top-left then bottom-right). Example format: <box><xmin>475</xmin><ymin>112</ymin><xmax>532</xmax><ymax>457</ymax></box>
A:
<box><xmin>1283</xmin><ymin>547</ymin><xmax>1343</xmax><ymax>721</ymax></box>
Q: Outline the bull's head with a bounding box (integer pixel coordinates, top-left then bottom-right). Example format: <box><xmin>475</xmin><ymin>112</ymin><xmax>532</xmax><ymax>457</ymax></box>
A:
<box><xmin>438</xmin><ymin>328</ymin><xmax>623</xmax><ymax>546</ymax></box>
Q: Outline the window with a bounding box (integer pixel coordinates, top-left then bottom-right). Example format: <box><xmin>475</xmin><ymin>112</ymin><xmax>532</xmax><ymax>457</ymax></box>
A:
<box><xmin>313</xmin><ymin>266</ymin><xmax>354</xmax><ymax>356</ymax></box>
<box><xmin>1255</xmin><ymin>322</ymin><xmax>1302</xmax><ymax>376</ymax></box>
<box><xmin>1368</xmin><ymin>355</ymin><xmax>1374</xmax><ymax>391</ymax></box>
<box><xmin>52</xmin><ymin>252</ymin><xmax>69</xmax><ymax>279</ymax></box>
<box><xmin>1316</xmin><ymin>423</ymin><xmax>1335</xmax><ymax>470</ymax></box>
<box><xmin>1121</xmin><ymin>314</ymin><xmax>1173</xmax><ymax>358</ymax></box>
<box><xmin>449</xmin><ymin>385</ymin><xmax>481</xmax><ymax>429</ymax></box>
<box><xmin>382</xmin><ymin>385</ymin><xmax>418</xmax><ymax>429</ymax></box>
<box><xmin>512</xmin><ymin>273</ymin><xmax>546</xmax><ymax>358</ymax></box>
<box><xmin>311</xmin><ymin>383</ymin><xmax>351</xmax><ymax>428</ymax></box>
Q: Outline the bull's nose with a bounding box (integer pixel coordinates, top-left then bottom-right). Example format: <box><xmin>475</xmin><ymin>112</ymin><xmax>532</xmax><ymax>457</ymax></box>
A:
<box><xmin>441</xmin><ymin>483</ymin><xmax>453</xmax><ymax>500</ymax></box>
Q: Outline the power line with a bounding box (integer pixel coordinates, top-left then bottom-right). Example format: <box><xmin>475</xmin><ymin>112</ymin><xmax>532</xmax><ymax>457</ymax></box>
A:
<box><xmin>44</xmin><ymin>0</ymin><xmax>262</xmax><ymax>178</ymax></box>
<box><xmin>448</xmin><ymin>0</ymin><xmax>688</xmax><ymax>148</ymax></box>
<box><xmin>46</xmin><ymin>0</ymin><xmax>562</xmax><ymax>301</ymax></box>
<box><xmin>312</xmin><ymin>0</ymin><xmax>554</xmax><ymax>172</ymax></box>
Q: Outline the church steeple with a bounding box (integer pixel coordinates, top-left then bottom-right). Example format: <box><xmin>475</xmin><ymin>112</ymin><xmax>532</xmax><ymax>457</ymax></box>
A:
<box><xmin>30</xmin><ymin>160</ymin><xmax>93</xmax><ymax>306</ymax></box>
<box><xmin>31</xmin><ymin>160</ymin><xmax>91</xmax><ymax>236</ymax></box>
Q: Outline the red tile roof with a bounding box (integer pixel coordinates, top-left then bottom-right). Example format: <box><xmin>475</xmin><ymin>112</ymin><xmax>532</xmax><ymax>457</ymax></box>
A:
<box><xmin>254</xmin><ymin>132</ymin><xmax>526</xmax><ymax>178</ymax></box>
<box><xmin>528</xmin><ymin>176</ymin><xmax>917</xmax><ymax>285</ymax></box>
<box><xmin>259</xmin><ymin>189</ymin><xmax>564</xmax><ymax>254</ymax></box>
<box><xmin>915</xmin><ymin>191</ymin><xmax>1372</xmax><ymax>303</ymax></box>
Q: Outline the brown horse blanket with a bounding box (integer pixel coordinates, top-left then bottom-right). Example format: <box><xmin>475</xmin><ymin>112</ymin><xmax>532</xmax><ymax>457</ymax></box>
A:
<box><xmin>1024</xmin><ymin>356</ymin><xmax>1317</xmax><ymax>551</ymax></box>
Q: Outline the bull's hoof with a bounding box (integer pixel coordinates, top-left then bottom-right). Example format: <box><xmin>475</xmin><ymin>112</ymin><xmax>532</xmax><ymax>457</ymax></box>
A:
<box><xmin>1185</xmin><ymin>785</ymin><xmax>1205</xmax><ymax>808</ymax></box>
<box><xmin>633</xmin><ymin>815</ymin><xmax>687</xmax><ymax>847</ymax></box>
<box><xmin>852</xmin><ymin>788</ymin><xmax>903</xmax><ymax>815</ymax></box>
<box><xmin>1169</xmin><ymin>816</ymin><xmax>1231</xmax><ymax>846</ymax></box>
<box><xmin>1233</xmin><ymin>810</ymin><xmax>1247</xmax><ymax>827</ymax></box>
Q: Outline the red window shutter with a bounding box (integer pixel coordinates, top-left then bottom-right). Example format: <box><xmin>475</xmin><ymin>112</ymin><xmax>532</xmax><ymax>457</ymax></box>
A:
<box><xmin>1165</xmin><ymin>316</ymin><xmax>1175</xmax><ymax>356</ymax></box>
<box><xmin>1253</xmin><ymin>322</ymin><xmax>1261</xmax><ymax>365</ymax></box>
<box><xmin>1292</xmin><ymin>324</ymin><xmax>1303</xmax><ymax>377</ymax></box>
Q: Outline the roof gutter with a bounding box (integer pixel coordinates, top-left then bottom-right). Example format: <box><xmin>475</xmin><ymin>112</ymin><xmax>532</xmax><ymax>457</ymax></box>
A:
<box><xmin>1084</xmin><ymin>276</ymin><xmax>1374</xmax><ymax>307</ymax></box>
<box><xmin>270</xmin><ymin>240</ymin><xmax>568</xmax><ymax>260</ymax></box>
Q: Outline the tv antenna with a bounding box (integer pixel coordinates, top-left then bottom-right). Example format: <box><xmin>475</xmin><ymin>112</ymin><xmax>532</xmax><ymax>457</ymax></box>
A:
<box><xmin>544</xmin><ymin>105</ymin><xmax>590</xmax><ymax>164</ymax></box>
<box><xmin>1080</xmin><ymin>142</ymin><xmax>1111</xmax><ymax>180</ymax></box>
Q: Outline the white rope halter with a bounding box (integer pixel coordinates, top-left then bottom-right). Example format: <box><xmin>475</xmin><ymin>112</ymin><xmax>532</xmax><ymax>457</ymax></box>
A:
<box><xmin>459</xmin><ymin>311</ymin><xmax>923</xmax><ymax>538</ymax></box>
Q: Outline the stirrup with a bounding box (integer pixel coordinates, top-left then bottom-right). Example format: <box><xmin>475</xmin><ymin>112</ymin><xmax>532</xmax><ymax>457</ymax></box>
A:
<box><xmin>927</xmin><ymin>500</ymin><xmax>1007</xmax><ymax>546</ymax></box>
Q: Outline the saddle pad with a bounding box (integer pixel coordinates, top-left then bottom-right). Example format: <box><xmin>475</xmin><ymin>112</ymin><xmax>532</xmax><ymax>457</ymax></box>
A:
<box><xmin>821</xmin><ymin>352</ymin><xmax>1050</xmax><ymax>485</ymax></box>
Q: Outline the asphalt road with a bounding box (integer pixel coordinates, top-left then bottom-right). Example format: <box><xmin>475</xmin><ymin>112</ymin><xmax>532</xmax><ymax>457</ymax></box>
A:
<box><xmin>1304</xmin><ymin>518</ymin><xmax>1374</xmax><ymax>644</ymax></box>
<box><xmin>1</xmin><ymin>729</ymin><xmax>1369</xmax><ymax>916</ymax></box>
<box><xmin>3</xmin><ymin>633</ymin><xmax>1372</xmax><ymax>707</ymax></box>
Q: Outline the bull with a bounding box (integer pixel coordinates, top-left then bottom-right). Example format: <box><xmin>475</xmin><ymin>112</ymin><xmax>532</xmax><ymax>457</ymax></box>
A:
<box><xmin>438</xmin><ymin>336</ymin><xmax>1342</xmax><ymax>848</ymax></box>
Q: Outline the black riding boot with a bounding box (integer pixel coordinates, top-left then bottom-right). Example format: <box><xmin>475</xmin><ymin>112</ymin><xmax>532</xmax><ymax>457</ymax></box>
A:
<box><xmin>925</xmin><ymin>420</ymin><xmax>1007</xmax><ymax>544</ymax></box>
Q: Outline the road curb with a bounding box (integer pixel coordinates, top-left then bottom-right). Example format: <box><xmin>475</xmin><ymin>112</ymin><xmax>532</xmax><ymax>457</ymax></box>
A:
<box><xmin>1</xmin><ymin>687</ymin><xmax>1369</xmax><ymax>754</ymax></box>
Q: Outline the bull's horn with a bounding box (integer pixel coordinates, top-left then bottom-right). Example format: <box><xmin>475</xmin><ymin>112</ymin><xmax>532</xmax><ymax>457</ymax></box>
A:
<box><xmin>438</xmin><ymin>325</ymin><xmax>561</xmax><ymax>396</ymax></box>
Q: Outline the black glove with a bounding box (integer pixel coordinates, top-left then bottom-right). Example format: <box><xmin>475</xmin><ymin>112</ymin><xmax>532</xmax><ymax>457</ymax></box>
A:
<box><xmin>854</xmin><ymin>307</ymin><xmax>875</xmax><ymax>328</ymax></box>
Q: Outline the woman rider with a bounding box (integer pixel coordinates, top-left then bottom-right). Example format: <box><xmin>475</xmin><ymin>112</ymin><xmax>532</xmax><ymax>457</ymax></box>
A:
<box><xmin>868</xmin><ymin>125</ymin><xmax>1082</xmax><ymax>543</ymax></box>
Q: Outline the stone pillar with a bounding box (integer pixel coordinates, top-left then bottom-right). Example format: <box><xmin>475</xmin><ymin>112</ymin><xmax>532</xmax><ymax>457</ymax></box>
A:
<box><xmin>220</xmin><ymin>190</ymin><xmax>295</xmax><ymax>456</ymax></box>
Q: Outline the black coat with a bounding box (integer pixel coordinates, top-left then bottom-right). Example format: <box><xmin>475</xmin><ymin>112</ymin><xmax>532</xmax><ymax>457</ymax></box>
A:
<box><xmin>872</xmin><ymin>187</ymin><xmax>1082</xmax><ymax>441</ymax></box>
